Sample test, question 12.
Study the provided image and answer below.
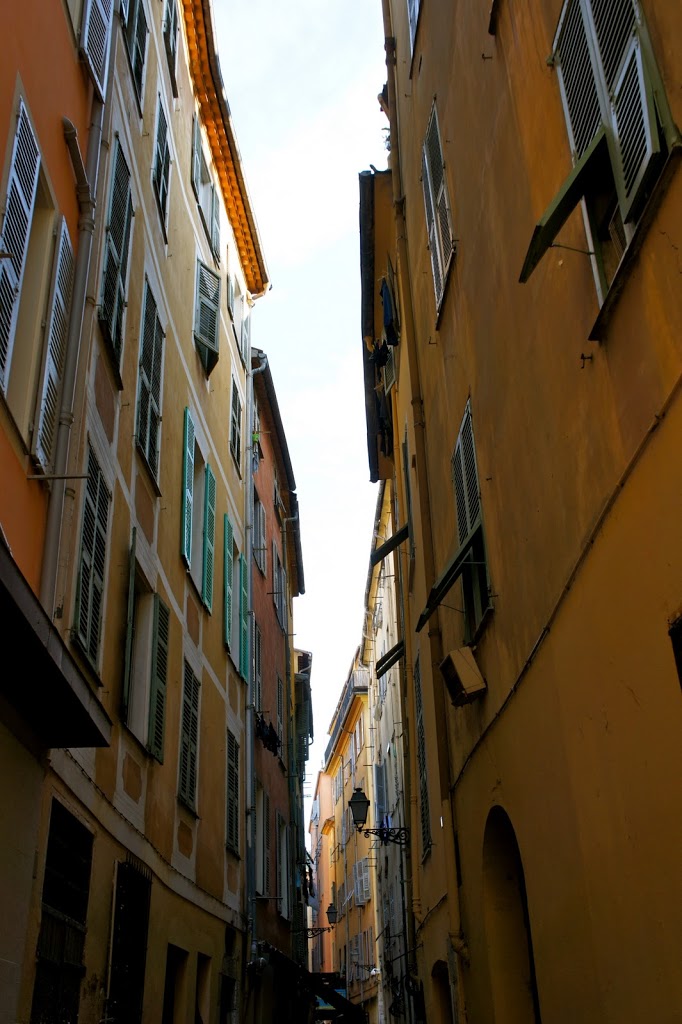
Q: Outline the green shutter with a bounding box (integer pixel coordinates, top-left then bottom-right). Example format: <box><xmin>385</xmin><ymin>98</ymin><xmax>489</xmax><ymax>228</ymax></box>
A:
<box><xmin>179</xmin><ymin>661</ymin><xmax>200</xmax><ymax>806</ymax></box>
<box><xmin>227</xmin><ymin>730</ymin><xmax>239</xmax><ymax>852</ymax></box>
<box><xmin>122</xmin><ymin>526</ymin><xmax>137</xmax><ymax>721</ymax></box>
<box><xmin>75</xmin><ymin>445</ymin><xmax>111</xmax><ymax>663</ymax></box>
<box><xmin>239</xmin><ymin>553</ymin><xmax>249</xmax><ymax>679</ymax></box>
<box><xmin>100</xmin><ymin>141</ymin><xmax>133</xmax><ymax>362</ymax></box>
<box><xmin>181</xmin><ymin>407</ymin><xmax>194</xmax><ymax>566</ymax></box>
<box><xmin>224</xmin><ymin>514</ymin><xmax>234</xmax><ymax>650</ymax></box>
<box><xmin>148</xmin><ymin>595</ymin><xmax>169</xmax><ymax>761</ymax></box>
<box><xmin>202</xmin><ymin>463</ymin><xmax>216</xmax><ymax>611</ymax></box>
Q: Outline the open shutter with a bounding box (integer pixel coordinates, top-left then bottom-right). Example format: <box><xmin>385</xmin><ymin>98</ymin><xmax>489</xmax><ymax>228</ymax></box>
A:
<box><xmin>609</xmin><ymin>33</ymin><xmax>659</xmax><ymax>220</ymax></box>
<box><xmin>129</xmin><ymin>0</ymin><xmax>148</xmax><ymax>99</ymax></box>
<box><xmin>148</xmin><ymin>595</ymin><xmax>169</xmax><ymax>761</ymax></box>
<box><xmin>239</xmin><ymin>554</ymin><xmax>248</xmax><ymax>679</ymax></box>
<box><xmin>425</xmin><ymin>111</ymin><xmax>454</xmax><ymax>278</ymax></box>
<box><xmin>226</xmin><ymin>731</ymin><xmax>239</xmax><ymax>851</ymax></box>
<box><xmin>555</xmin><ymin>0</ymin><xmax>602</xmax><ymax>159</ymax></box>
<box><xmin>223</xmin><ymin>514</ymin><xmax>234</xmax><ymax>650</ymax></box>
<box><xmin>34</xmin><ymin>218</ymin><xmax>74</xmax><ymax>469</ymax></box>
<box><xmin>277</xmin><ymin>676</ymin><xmax>284</xmax><ymax>748</ymax></box>
<box><xmin>210</xmin><ymin>185</ymin><xmax>220</xmax><ymax>258</ymax></box>
<box><xmin>202</xmin><ymin>463</ymin><xmax>216</xmax><ymax>611</ymax></box>
<box><xmin>452</xmin><ymin>403</ymin><xmax>480</xmax><ymax>544</ymax></box>
<box><xmin>194</xmin><ymin>261</ymin><xmax>220</xmax><ymax>374</ymax></box>
<box><xmin>0</xmin><ymin>100</ymin><xmax>40</xmax><ymax>390</ymax></box>
<box><xmin>181</xmin><ymin>408</ymin><xmax>194</xmax><ymax>566</ymax></box>
<box><xmin>191</xmin><ymin>116</ymin><xmax>201</xmax><ymax>199</ymax></box>
<box><xmin>75</xmin><ymin>446</ymin><xmax>111</xmax><ymax>663</ymax></box>
<box><xmin>154</xmin><ymin>103</ymin><xmax>170</xmax><ymax>220</ymax></box>
<box><xmin>227</xmin><ymin>275</ymin><xmax>235</xmax><ymax>318</ymax></box>
<box><xmin>363</xmin><ymin>858</ymin><xmax>371</xmax><ymax>903</ymax></box>
<box><xmin>275</xmin><ymin>811</ymin><xmax>282</xmax><ymax>903</ymax></box>
<box><xmin>136</xmin><ymin>282</ymin><xmax>163</xmax><ymax>476</ymax></box>
<box><xmin>263</xmin><ymin>791</ymin><xmax>271</xmax><ymax>895</ymax></box>
<box><xmin>122</xmin><ymin>527</ymin><xmax>137</xmax><ymax>722</ymax></box>
<box><xmin>254</xmin><ymin>624</ymin><xmax>262</xmax><ymax>711</ymax></box>
<box><xmin>374</xmin><ymin>762</ymin><xmax>386</xmax><ymax>824</ymax></box>
<box><xmin>421</xmin><ymin>148</ymin><xmax>442</xmax><ymax>304</ymax></box>
<box><xmin>164</xmin><ymin>0</ymin><xmax>179</xmax><ymax>95</ymax></box>
<box><xmin>80</xmin><ymin>0</ymin><xmax>114</xmax><ymax>100</ymax></box>
<box><xmin>240</xmin><ymin>311</ymin><xmax>251</xmax><ymax>361</ymax></box>
<box><xmin>100</xmin><ymin>142</ymin><xmax>133</xmax><ymax>363</ymax></box>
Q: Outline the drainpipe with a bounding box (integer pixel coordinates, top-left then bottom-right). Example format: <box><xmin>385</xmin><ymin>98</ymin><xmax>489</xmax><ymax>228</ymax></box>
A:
<box><xmin>246</xmin><ymin>348</ymin><xmax>268</xmax><ymax>967</ymax></box>
<box><xmin>281</xmin><ymin>507</ymin><xmax>298</xmax><ymax>953</ymax></box>
<box><xmin>40</xmin><ymin>101</ymin><xmax>103</xmax><ymax>614</ymax></box>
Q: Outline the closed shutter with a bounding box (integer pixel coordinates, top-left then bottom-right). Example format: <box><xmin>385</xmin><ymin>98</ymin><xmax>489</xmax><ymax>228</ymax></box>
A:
<box><xmin>277</xmin><ymin>676</ymin><xmax>284</xmax><ymax>748</ymax></box>
<box><xmin>210</xmin><ymin>185</ymin><xmax>220</xmax><ymax>258</ymax></box>
<box><xmin>374</xmin><ymin>762</ymin><xmax>386</xmax><ymax>824</ymax></box>
<box><xmin>122</xmin><ymin>527</ymin><xmax>137</xmax><ymax>722</ymax></box>
<box><xmin>452</xmin><ymin>402</ymin><xmax>480</xmax><ymax>545</ymax></box>
<box><xmin>34</xmin><ymin>218</ymin><xmax>74</xmax><ymax>469</ymax></box>
<box><xmin>153</xmin><ymin>102</ymin><xmax>170</xmax><ymax>220</ymax></box>
<box><xmin>0</xmin><ymin>100</ymin><xmax>40</xmax><ymax>390</ymax></box>
<box><xmin>263</xmin><ymin>791</ymin><xmax>271</xmax><ymax>895</ymax></box>
<box><xmin>179</xmin><ymin>661</ymin><xmax>200</xmax><ymax>806</ymax></box>
<box><xmin>194</xmin><ymin>261</ymin><xmax>220</xmax><ymax>374</ymax></box>
<box><xmin>100</xmin><ymin>142</ymin><xmax>133</xmax><ymax>363</ymax></box>
<box><xmin>254</xmin><ymin>623</ymin><xmax>262</xmax><ymax>712</ymax></box>
<box><xmin>223</xmin><ymin>514</ymin><xmax>234</xmax><ymax>650</ymax></box>
<box><xmin>80</xmin><ymin>0</ymin><xmax>114</xmax><ymax>100</ymax></box>
<box><xmin>239</xmin><ymin>553</ymin><xmax>248</xmax><ymax>679</ymax></box>
<box><xmin>414</xmin><ymin>657</ymin><xmax>431</xmax><ymax>851</ymax></box>
<box><xmin>164</xmin><ymin>0</ymin><xmax>179</xmax><ymax>96</ymax></box>
<box><xmin>191</xmin><ymin>116</ymin><xmax>201</xmax><ymax>199</ymax></box>
<box><xmin>136</xmin><ymin>282</ymin><xmax>164</xmax><ymax>477</ymax></box>
<box><xmin>181</xmin><ymin>408</ymin><xmax>194</xmax><ymax>566</ymax></box>
<box><xmin>148</xmin><ymin>595</ymin><xmax>169</xmax><ymax>761</ymax></box>
<box><xmin>75</xmin><ymin>445</ymin><xmax>111</xmax><ymax>663</ymax></box>
<box><xmin>226</xmin><ymin>730</ymin><xmax>239</xmax><ymax>852</ymax></box>
<box><xmin>202</xmin><ymin>463</ymin><xmax>216</xmax><ymax>611</ymax></box>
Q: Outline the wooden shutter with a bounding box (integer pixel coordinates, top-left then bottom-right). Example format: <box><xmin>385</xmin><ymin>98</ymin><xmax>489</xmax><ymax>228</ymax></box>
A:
<box><xmin>240</xmin><ymin>311</ymin><xmax>251</xmax><ymax>361</ymax></box>
<box><xmin>363</xmin><ymin>858</ymin><xmax>371</xmax><ymax>903</ymax></box>
<box><xmin>275</xmin><ymin>810</ymin><xmax>282</xmax><ymax>902</ymax></box>
<box><xmin>227</xmin><ymin>275</ymin><xmax>235</xmax><ymax>318</ymax></box>
<box><xmin>164</xmin><ymin>0</ymin><xmax>179</xmax><ymax>95</ymax></box>
<box><xmin>609</xmin><ymin>32</ymin><xmax>659</xmax><ymax>220</ymax></box>
<box><xmin>154</xmin><ymin>102</ymin><xmax>170</xmax><ymax>220</ymax></box>
<box><xmin>239</xmin><ymin>553</ymin><xmax>248</xmax><ymax>679</ymax></box>
<box><xmin>277</xmin><ymin>676</ymin><xmax>284</xmax><ymax>747</ymax></box>
<box><xmin>148</xmin><ymin>595</ymin><xmax>169</xmax><ymax>761</ymax></box>
<box><xmin>181</xmin><ymin>407</ymin><xmax>194</xmax><ymax>566</ymax></box>
<box><xmin>223</xmin><ymin>514</ymin><xmax>234</xmax><ymax>650</ymax></box>
<box><xmin>128</xmin><ymin>0</ymin><xmax>148</xmax><ymax>99</ymax></box>
<box><xmin>34</xmin><ymin>218</ymin><xmax>74</xmax><ymax>469</ymax></box>
<box><xmin>374</xmin><ymin>762</ymin><xmax>386</xmax><ymax>824</ymax></box>
<box><xmin>136</xmin><ymin>282</ymin><xmax>163</xmax><ymax>477</ymax></box>
<box><xmin>210</xmin><ymin>185</ymin><xmax>220</xmax><ymax>258</ymax></box>
<box><xmin>226</xmin><ymin>730</ymin><xmax>239</xmax><ymax>851</ymax></box>
<box><xmin>122</xmin><ymin>527</ymin><xmax>137</xmax><ymax>722</ymax></box>
<box><xmin>76</xmin><ymin>445</ymin><xmax>111</xmax><ymax>663</ymax></box>
<box><xmin>0</xmin><ymin>100</ymin><xmax>40</xmax><ymax>390</ymax></box>
<box><xmin>254</xmin><ymin>623</ymin><xmax>262</xmax><ymax>711</ymax></box>
<box><xmin>80</xmin><ymin>0</ymin><xmax>114</xmax><ymax>99</ymax></box>
<box><xmin>194</xmin><ymin>261</ymin><xmax>220</xmax><ymax>374</ymax></box>
<box><xmin>555</xmin><ymin>0</ymin><xmax>602</xmax><ymax>158</ymax></box>
<box><xmin>202</xmin><ymin>464</ymin><xmax>216</xmax><ymax>611</ymax></box>
<box><xmin>258</xmin><ymin>500</ymin><xmax>267</xmax><ymax>572</ymax></box>
<box><xmin>263</xmin><ymin>791</ymin><xmax>271</xmax><ymax>895</ymax></box>
<box><xmin>191</xmin><ymin>116</ymin><xmax>201</xmax><ymax>199</ymax></box>
<box><xmin>100</xmin><ymin>141</ymin><xmax>133</xmax><ymax>362</ymax></box>
<box><xmin>452</xmin><ymin>402</ymin><xmax>480</xmax><ymax>545</ymax></box>
<box><xmin>414</xmin><ymin>657</ymin><xmax>431</xmax><ymax>850</ymax></box>
<box><xmin>179</xmin><ymin>661</ymin><xmax>200</xmax><ymax>806</ymax></box>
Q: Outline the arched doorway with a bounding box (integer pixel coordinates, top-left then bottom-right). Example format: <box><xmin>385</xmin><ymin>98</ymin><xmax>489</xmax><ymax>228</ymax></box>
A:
<box><xmin>482</xmin><ymin>806</ymin><xmax>542</xmax><ymax>1024</ymax></box>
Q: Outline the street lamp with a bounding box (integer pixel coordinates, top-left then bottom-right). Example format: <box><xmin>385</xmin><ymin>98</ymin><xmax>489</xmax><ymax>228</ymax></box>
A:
<box><xmin>348</xmin><ymin>787</ymin><xmax>410</xmax><ymax>847</ymax></box>
<box><xmin>295</xmin><ymin>901</ymin><xmax>338</xmax><ymax>938</ymax></box>
<box><xmin>326</xmin><ymin>902</ymin><xmax>339</xmax><ymax>926</ymax></box>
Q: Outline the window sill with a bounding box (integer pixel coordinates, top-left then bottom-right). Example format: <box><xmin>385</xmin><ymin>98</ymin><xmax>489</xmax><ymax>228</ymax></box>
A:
<box><xmin>135</xmin><ymin>442</ymin><xmax>162</xmax><ymax>497</ymax></box>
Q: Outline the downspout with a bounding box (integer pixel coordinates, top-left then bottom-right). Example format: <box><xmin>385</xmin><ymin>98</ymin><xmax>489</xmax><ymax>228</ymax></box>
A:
<box><xmin>379</xmin><ymin>0</ymin><xmax>465</xmax><ymax>1011</ymax></box>
<box><xmin>40</xmin><ymin>101</ymin><xmax>104</xmax><ymax>613</ymax></box>
<box><xmin>281</xmin><ymin>508</ymin><xmax>298</xmax><ymax>957</ymax></box>
<box><xmin>247</xmin><ymin>348</ymin><xmax>268</xmax><ymax>967</ymax></box>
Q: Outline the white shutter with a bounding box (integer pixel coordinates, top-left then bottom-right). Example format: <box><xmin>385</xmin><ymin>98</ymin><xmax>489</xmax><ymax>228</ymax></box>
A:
<box><xmin>80</xmin><ymin>0</ymin><xmax>114</xmax><ymax>100</ymax></box>
<box><xmin>421</xmin><ymin>147</ymin><xmax>442</xmax><ymax>303</ymax></box>
<box><xmin>34</xmin><ymin>219</ymin><xmax>74</xmax><ymax>470</ymax></box>
<box><xmin>609</xmin><ymin>33</ymin><xmax>659</xmax><ymax>220</ymax></box>
<box><xmin>191</xmin><ymin>116</ymin><xmax>201</xmax><ymax>199</ymax></box>
<box><xmin>452</xmin><ymin>402</ymin><xmax>480</xmax><ymax>544</ymax></box>
<box><xmin>181</xmin><ymin>407</ymin><xmax>195</xmax><ymax>566</ymax></box>
<box><xmin>363</xmin><ymin>857</ymin><xmax>371</xmax><ymax>903</ymax></box>
<box><xmin>194</xmin><ymin>261</ymin><xmax>220</xmax><ymax>352</ymax></box>
<box><xmin>555</xmin><ymin>0</ymin><xmax>602</xmax><ymax>159</ymax></box>
<box><xmin>0</xmin><ymin>100</ymin><xmax>40</xmax><ymax>390</ymax></box>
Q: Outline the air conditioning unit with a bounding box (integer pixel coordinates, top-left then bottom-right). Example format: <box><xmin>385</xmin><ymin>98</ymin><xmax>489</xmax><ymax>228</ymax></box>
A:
<box><xmin>439</xmin><ymin>647</ymin><xmax>486</xmax><ymax>707</ymax></box>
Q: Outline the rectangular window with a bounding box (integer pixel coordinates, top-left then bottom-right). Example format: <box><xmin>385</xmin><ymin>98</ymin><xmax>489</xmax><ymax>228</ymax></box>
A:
<box><xmin>106</xmin><ymin>859</ymin><xmax>152</xmax><ymax>1024</ymax></box>
<box><xmin>422</xmin><ymin>103</ymin><xmax>455</xmax><ymax>310</ymax></box>
<box><xmin>414</xmin><ymin>656</ymin><xmax>431</xmax><ymax>853</ymax></box>
<box><xmin>122</xmin><ymin>0</ymin><xmax>148</xmax><ymax>102</ymax></box>
<box><xmin>153</xmin><ymin>99</ymin><xmax>171</xmax><ymax>231</ymax></box>
<box><xmin>136</xmin><ymin>280</ymin><xmax>164</xmax><ymax>479</ymax></box>
<box><xmin>277</xmin><ymin>675</ymin><xmax>284</xmax><ymax>752</ymax></box>
<box><xmin>100</xmin><ymin>140</ymin><xmax>134</xmax><ymax>364</ymax></box>
<box><xmin>272</xmin><ymin>543</ymin><xmax>287</xmax><ymax>629</ymax></box>
<box><xmin>194</xmin><ymin>260</ymin><xmax>220</xmax><ymax>375</ymax></box>
<box><xmin>239</xmin><ymin>552</ymin><xmax>249</xmax><ymax>679</ymax></box>
<box><xmin>451</xmin><ymin>400</ymin><xmax>489</xmax><ymax>638</ymax></box>
<box><xmin>407</xmin><ymin>0</ymin><xmax>421</xmax><ymax>51</ymax></box>
<box><xmin>254</xmin><ymin>620</ymin><xmax>262</xmax><ymax>712</ymax></box>
<box><xmin>179</xmin><ymin>660</ymin><xmax>200</xmax><ymax>809</ymax></box>
<box><xmin>181</xmin><ymin>407</ymin><xmax>216</xmax><ymax>610</ymax></box>
<box><xmin>255</xmin><ymin>785</ymin><xmax>270</xmax><ymax>895</ymax></box>
<box><xmin>276</xmin><ymin>812</ymin><xmax>290</xmax><ymax>919</ymax></box>
<box><xmin>75</xmin><ymin>443</ymin><xmax>111</xmax><ymax>666</ymax></box>
<box><xmin>223</xmin><ymin>513</ymin><xmax>234</xmax><ymax>652</ymax></box>
<box><xmin>226</xmin><ymin>729</ymin><xmax>239</xmax><ymax>853</ymax></box>
<box><xmin>191</xmin><ymin>116</ymin><xmax>221</xmax><ymax>259</ymax></box>
<box><xmin>253</xmin><ymin>491</ymin><xmax>267</xmax><ymax>573</ymax></box>
<box><xmin>163</xmin><ymin>0</ymin><xmax>179</xmax><ymax>97</ymax></box>
<box><xmin>230</xmin><ymin>379</ymin><xmax>242</xmax><ymax>467</ymax></box>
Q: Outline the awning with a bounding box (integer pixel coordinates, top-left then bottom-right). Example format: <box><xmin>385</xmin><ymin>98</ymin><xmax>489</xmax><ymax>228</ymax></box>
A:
<box><xmin>261</xmin><ymin>944</ymin><xmax>366</xmax><ymax>1023</ymax></box>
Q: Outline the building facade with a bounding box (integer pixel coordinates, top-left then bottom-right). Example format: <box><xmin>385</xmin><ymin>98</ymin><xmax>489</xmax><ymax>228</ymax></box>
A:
<box><xmin>359</xmin><ymin>0</ymin><xmax>682</xmax><ymax>1021</ymax></box>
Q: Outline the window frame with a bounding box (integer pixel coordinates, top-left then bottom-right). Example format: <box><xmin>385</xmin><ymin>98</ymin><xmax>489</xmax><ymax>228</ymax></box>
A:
<box><xmin>135</xmin><ymin>278</ymin><xmax>165</xmax><ymax>482</ymax></box>
<box><xmin>229</xmin><ymin>378</ymin><xmax>242</xmax><ymax>470</ymax></box>
<box><xmin>99</xmin><ymin>139</ymin><xmax>134</xmax><ymax>369</ymax></box>
<box><xmin>421</xmin><ymin>102</ymin><xmax>456</xmax><ymax>314</ymax></box>
<box><xmin>152</xmin><ymin>95</ymin><xmax>171</xmax><ymax>238</ymax></box>
<box><xmin>121</xmin><ymin>0</ymin><xmax>149</xmax><ymax>107</ymax></box>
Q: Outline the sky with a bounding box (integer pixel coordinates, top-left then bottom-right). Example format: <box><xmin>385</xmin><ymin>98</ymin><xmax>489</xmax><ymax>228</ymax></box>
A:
<box><xmin>214</xmin><ymin>2</ymin><xmax>389</xmax><ymax>821</ymax></box>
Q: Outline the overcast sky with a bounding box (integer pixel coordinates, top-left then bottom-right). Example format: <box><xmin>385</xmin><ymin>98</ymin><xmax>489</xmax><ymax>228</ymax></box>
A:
<box><xmin>214</xmin><ymin>2</ymin><xmax>389</xmax><ymax>820</ymax></box>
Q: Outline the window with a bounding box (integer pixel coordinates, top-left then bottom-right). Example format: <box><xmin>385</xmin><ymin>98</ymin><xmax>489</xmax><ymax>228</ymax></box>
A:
<box><xmin>100</xmin><ymin>140</ymin><xmax>134</xmax><ymax>365</ymax></box>
<box><xmin>106</xmin><ymin>859</ymin><xmax>152</xmax><ymax>1024</ymax></box>
<box><xmin>272</xmin><ymin>542</ymin><xmax>286</xmax><ymax>629</ymax></box>
<box><xmin>414</xmin><ymin>656</ymin><xmax>431</xmax><ymax>853</ymax></box>
<box><xmin>276</xmin><ymin>812</ymin><xmax>290</xmax><ymax>918</ymax></box>
<box><xmin>407</xmin><ymin>0</ymin><xmax>421</xmax><ymax>52</ymax></box>
<box><xmin>136</xmin><ymin>280</ymin><xmax>164</xmax><ymax>479</ymax></box>
<box><xmin>451</xmin><ymin>401</ymin><xmax>489</xmax><ymax>638</ymax></box>
<box><xmin>179</xmin><ymin>660</ymin><xmax>200</xmax><ymax>809</ymax></box>
<box><xmin>122</xmin><ymin>0</ymin><xmax>148</xmax><ymax>102</ymax></box>
<box><xmin>31</xmin><ymin>801</ymin><xmax>93</xmax><ymax>1024</ymax></box>
<box><xmin>122</xmin><ymin>528</ymin><xmax>170</xmax><ymax>760</ymax></box>
<box><xmin>153</xmin><ymin>98</ymin><xmax>171</xmax><ymax>232</ymax></box>
<box><xmin>194</xmin><ymin>260</ymin><xmax>220</xmax><ymax>375</ymax></box>
<box><xmin>354</xmin><ymin>857</ymin><xmax>371</xmax><ymax>906</ymax></box>
<box><xmin>226</xmin><ymin>729</ymin><xmax>239</xmax><ymax>853</ymax></box>
<box><xmin>223</xmin><ymin>513</ymin><xmax>235</xmax><ymax>651</ymax></box>
<box><xmin>163</xmin><ymin>0</ymin><xmax>179</xmax><ymax>97</ymax></box>
<box><xmin>75</xmin><ymin>443</ymin><xmax>111</xmax><ymax>666</ymax></box>
<box><xmin>255</xmin><ymin>785</ymin><xmax>270</xmax><ymax>895</ymax></box>
<box><xmin>277</xmin><ymin>675</ymin><xmax>284</xmax><ymax>751</ymax></box>
<box><xmin>229</xmin><ymin>379</ymin><xmax>242</xmax><ymax>467</ymax></box>
<box><xmin>421</xmin><ymin>104</ymin><xmax>455</xmax><ymax>310</ymax></box>
<box><xmin>254</xmin><ymin>620</ymin><xmax>262</xmax><ymax>712</ymax></box>
<box><xmin>238</xmin><ymin>551</ymin><xmax>249</xmax><ymax>678</ymax></box>
<box><xmin>181</xmin><ymin>407</ymin><xmax>216</xmax><ymax>610</ymax></box>
<box><xmin>191</xmin><ymin>116</ymin><xmax>220</xmax><ymax>259</ymax></box>
<box><xmin>520</xmin><ymin>0</ymin><xmax>676</xmax><ymax>301</ymax></box>
<box><xmin>79</xmin><ymin>0</ymin><xmax>115</xmax><ymax>99</ymax></box>
<box><xmin>253</xmin><ymin>490</ymin><xmax>267</xmax><ymax>573</ymax></box>
<box><xmin>240</xmin><ymin>305</ymin><xmax>251</xmax><ymax>363</ymax></box>
<box><xmin>374</xmin><ymin>761</ymin><xmax>387</xmax><ymax>826</ymax></box>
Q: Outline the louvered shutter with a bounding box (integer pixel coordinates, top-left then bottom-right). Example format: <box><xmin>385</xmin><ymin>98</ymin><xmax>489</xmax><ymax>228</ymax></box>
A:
<box><xmin>164</xmin><ymin>0</ymin><xmax>179</xmax><ymax>95</ymax></box>
<box><xmin>555</xmin><ymin>0</ymin><xmax>602</xmax><ymax>158</ymax></box>
<box><xmin>227</xmin><ymin>275</ymin><xmax>235</xmax><ymax>318</ymax></box>
<box><xmin>0</xmin><ymin>101</ymin><xmax>40</xmax><ymax>390</ymax></box>
<box><xmin>263</xmin><ymin>791</ymin><xmax>271</xmax><ymax>895</ymax></box>
<box><xmin>100</xmin><ymin>142</ymin><xmax>133</xmax><ymax>363</ymax></box>
<box><xmin>136</xmin><ymin>282</ymin><xmax>163</xmax><ymax>477</ymax></box>
<box><xmin>223</xmin><ymin>514</ymin><xmax>234</xmax><ymax>650</ymax></box>
<box><xmin>202</xmin><ymin>464</ymin><xmax>216</xmax><ymax>611</ymax></box>
<box><xmin>452</xmin><ymin>403</ymin><xmax>480</xmax><ymax>545</ymax></box>
<box><xmin>374</xmin><ymin>763</ymin><xmax>386</xmax><ymax>824</ymax></box>
<box><xmin>609</xmin><ymin>33</ymin><xmax>659</xmax><ymax>220</ymax></box>
<box><xmin>154</xmin><ymin>103</ymin><xmax>170</xmax><ymax>220</ymax></box>
<box><xmin>226</xmin><ymin>730</ymin><xmax>239</xmax><ymax>851</ymax></box>
<box><xmin>34</xmin><ymin>218</ymin><xmax>74</xmax><ymax>469</ymax></box>
<box><xmin>128</xmin><ymin>0</ymin><xmax>148</xmax><ymax>99</ymax></box>
<box><xmin>191</xmin><ymin>116</ymin><xmax>201</xmax><ymax>199</ymax></box>
<box><xmin>210</xmin><ymin>185</ymin><xmax>220</xmax><ymax>258</ymax></box>
<box><xmin>194</xmin><ymin>261</ymin><xmax>220</xmax><ymax>374</ymax></box>
<box><xmin>240</xmin><ymin>313</ymin><xmax>251</xmax><ymax>361</ymax></box>
<box><xmin>148</xmin><ymin>596</ymin><xmax>169</xmax><ymax>761</ymax></box>
<box><xmin>275</xmin><ymin>811</ymin><xmax>282</xmax><ymax>902</ymax></box>
<box><xmin>80</xmin><ymin>0</ymin><xmax>114</xmax><ymax>100</ymax></box>
<box><xmin>75</xmin><ymin>445</ymin><xmax>111</xmax><ymax>663</ymax></box>
<box><xmin>181</xmin><ymin>408</ymin><xmax>194</xmax><ymax>566</ymax></box>
<box><xmin>179</xmin><ymin>662</ymin><xmax>199</xmax><ymax>806</ymax></box>
<box><xmin>239</xmin><ymin>554</ymin><xmax>248</xmax><ymax>679</ymax></box>
<box><xmin>363</xmin><ymin>858</ymin><xmax>371</xmax><ymax>903</ymax></box>
<box><xmin>259</xmin><ymin>501</ymin><xmax>267</xmax><ymax>573</ymax></box>
<box><xmin>277</xmin><ymin>676</ymin><xmax>284</xmax><ymax>748</ymax></box>
<box><xmin>425</xmin><ymin>112</ymin><xmax>454</xmax><ymax>275</ymax></box>
<box><xmin>254</xmin><ymin>624</ymin><xmax>262</xmax><ymax>711</ymax></box>
<box><xmin>122</xmin><ymin>527</ymin><xmax>137</xmax><ymax>722</ymax></box>
<box><xmin>414</xmin><ymin>657</ymin><xmax>431</xmax><ymax>850</ymax></box>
